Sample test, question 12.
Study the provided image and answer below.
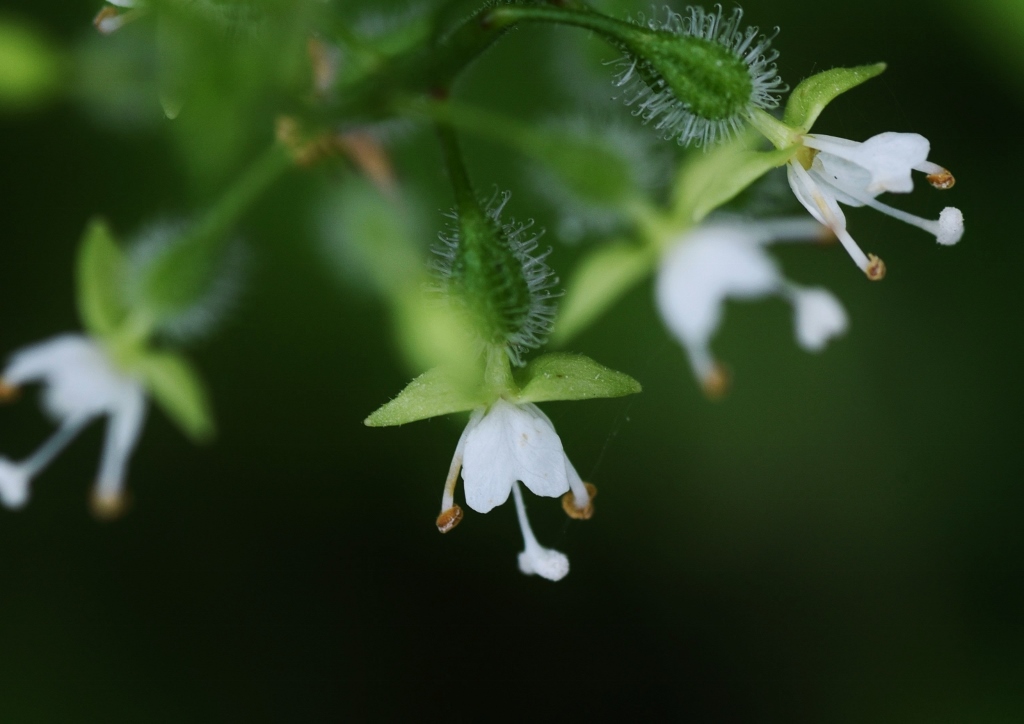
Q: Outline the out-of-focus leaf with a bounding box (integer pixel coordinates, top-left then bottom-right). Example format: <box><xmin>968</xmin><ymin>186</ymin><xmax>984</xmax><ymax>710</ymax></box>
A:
<box><xmin>77</xmin><ymin>218</ymin><xmax>130</xmax><ymax>339</ymax></box>
<box><xmin>673</xmin><ymin>133</ymin><xmax>795</xmax><ymax>224</ymax></box>
<box><xmin>552</xmin><ymin>240</ymin><xmax>655</xmax><ymax>344</ymax></box>
<box><xmin>132</xmin><ymin>350</ymin><xmax>215</xmax><ymax>442</ymax></box>
<box><xmin>0</xmin><ymin>17</ymin><xmax>63</xmax><ymax>108</ymax></box>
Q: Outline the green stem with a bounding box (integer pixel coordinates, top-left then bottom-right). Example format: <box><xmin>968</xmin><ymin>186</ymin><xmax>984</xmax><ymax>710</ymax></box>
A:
<box><xmin>482</xmin><ymin>4</ymin><xmax>644</xmax><ymax>44</ymax></box>
<box><xmin>189</xmin><ymin>142</ymin><xmax>293</xmax><ymax>248</ymax></box>
<box><xmin>747</xmin><ymin>108</ymin><xmax>798</xmax><ymax>150</ymax></box>
<box><xmin>484</xmin><ymin>344</ymin><xmax>516</xmax><ymax>398</ymax></box>
<box><xmin>139</xmin><ymin>142</ymin><xmax>293</xmax><ymax>324</ymax></box>
<box><xmin>436</xmin><ymin>123</ymin><xmax>478</xmax><ymax>218</ymax></box>
<box><xmin>403</xmin><ymin>97</ymin><xmax>548</xmax><ymax>158</ymax></box>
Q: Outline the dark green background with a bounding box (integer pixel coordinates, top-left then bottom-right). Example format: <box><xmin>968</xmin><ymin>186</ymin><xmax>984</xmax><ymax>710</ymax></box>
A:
<box><xmin>0</xmin><ymin>0</ymin><xmax>1020</xmax><ymax>720</ymax></box>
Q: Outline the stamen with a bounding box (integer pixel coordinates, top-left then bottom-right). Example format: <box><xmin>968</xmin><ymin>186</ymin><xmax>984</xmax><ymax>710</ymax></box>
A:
<box><xmin>91</xmin><ymin>490</ymin><xmax>128</xmax><ymax>520</ymax></box>
<box><xmin>789</xmin><ymin>161</ymin><xmax>873</xmax><ymax>273</ymax></box>
<box><xmin>436</xmin><ymin>505</ymin><xmax>463</xmax><ymax>534</ymax></box>
<box><xmin>92</xmin><ymin>6</ymin><xmax>143</xmax><ymax>34</ymax></box>
<box><xmin>437</xmin><ymin>424</ymin><xmax>469</xmax><ymax>534</ymax></box>
<box><xmin>0</xmin><ymin>379</ymin><xmax>20</xmax><ymax>403</ymax></box>
<box><xmin>512</xmin><ymin>482</ymin><xmax>569</xmax><ymax>582</ymax></box>
<box><xmin>92</xmin><ymin>391</ymin><xmax>146</xmax><ymax>520</ymax></box>
<box><xmin>561</xmin><ymin>473</ymin><xmax>597</xmax><ymax>521</ymax></box>
<box><xmin>915</xmin><ymin>161</ymin><xmax>956</xmax><ymax>190</ymax></box>
<box><xmin>702</xmin><ymin>363</ymin><xmax>730</xmax><ymax>399</ymax></box>
<box><xmin>866</xmin><ymin>254</ymin><xmax>887</xmax><ymax>281</ymax></box>
<box><xmin>22</xmin><ymin>417</ymin><xmax>89</xmax><ymax>479</ymax></box>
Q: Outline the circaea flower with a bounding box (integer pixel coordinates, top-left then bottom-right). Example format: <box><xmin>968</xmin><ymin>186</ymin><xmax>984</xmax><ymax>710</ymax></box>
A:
<box><xmin>655</xmin><ymin>217</ymin><xmax>847</xmax><ymax>395</ymax></box>
<box><xmin>0</xmin><ymin>334</ymin><xmax>146</xmax><ymax>517</ymax></box>
<box><xmin>435</xmin><ymin>398</ymin><xmax>596</xmax><ymax>582</ymax></box>
<box><xmin>786</xmin><ymin>131</ymin><xmax>963</xmax><ymax>280</ymax></box>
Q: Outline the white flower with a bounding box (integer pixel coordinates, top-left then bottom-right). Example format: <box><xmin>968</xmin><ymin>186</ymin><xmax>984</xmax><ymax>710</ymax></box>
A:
<box><xmin>434</xmin><ymin>398</ymin><xmax>595</xmax><ymax>582</ymax></box>
<box><xmin>93</xmin><ymin>0</ymin><xmax>145</xmax><ymax>35</ymax></box>
<box><xmin>0</xmin><ymin>334</ymin><xmax>146</xmax><ymax>517</ymax></box>
<box><xmin>787</xmin><ymin>131</ymin><xmax>964</xmax><ymax>280</ymax></box>
<box><xmin>655</xmin><ymin>217</ymin><xmax>848</xmax><ymax>394</ymax></box>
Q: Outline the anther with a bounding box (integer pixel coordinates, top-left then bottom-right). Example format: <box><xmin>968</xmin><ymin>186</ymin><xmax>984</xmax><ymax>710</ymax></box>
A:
<box><xmin>436</xmin><ymin>505</ymin><xmax>464</xmax><ymax>534</ymax></box>
<box><xmin>90</xmin><ymin>490</ymin><xmax>128</xmax><ymax>521</ymax></box>
<box><xmin>561</xmin><ymin>483</ymin><xmax>597</xmax><ymax>520</ymax></box>
<box><xmin>926</xmin><ymin>170</ymin><xmax>955</xmax><ymax>190</ymax></box>
<box><xmin>93</xmin><ymin>6</ymin><xmax>120</xmax><ymax>33</ymax></box>
<box><xmin>702</xmin><ymin>363</ymin><xmax>730</xmax><ymax>399</ymax></box>
<box><xmin>865</xmin><ymin>254</ymin><xmax>887</xmax><ymax>281</ymax></box>
<box><xmin>0</xmin><ymin>379</ymin><xmax>20</xmax><ymax>403</ymax></box>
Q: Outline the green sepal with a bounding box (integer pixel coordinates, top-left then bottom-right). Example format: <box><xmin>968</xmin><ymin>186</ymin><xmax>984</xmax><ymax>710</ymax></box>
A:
<box><xmin>364</xmin><ymin>365</ymin><xmax>491</xmax><ymax>427</ymax></box>
<box><xmin>77</xmin><ymin>218</ymin><xmax>130</xmax><ymax>339</ymax></box>
<box><xmin>674</xmin><ymin>136</ymin><xmax>798</xmax><ymax>224</ymax></box>
<box><xmin>0</xmin><ymin>17</ymin><xmax>63</xmax><ymax>108</ymax></box>
<box><xmin>552</xmin><ymin>240</ymin><xmax>655</xmax><ymax>345</ymax></box>
<box><xmin>783</xmin><ymin>63</ymin><xmax>887</xmax><ymax>133</ymax></box>
<box><xmin>514</xmin><ymin>353</ymin><xmax>641</xmax><ymax>404</ymax></box>
<box><xmin>130</xmin><ymin>351</ymin><xmax>215</xmax><ymax>443</ymax></box>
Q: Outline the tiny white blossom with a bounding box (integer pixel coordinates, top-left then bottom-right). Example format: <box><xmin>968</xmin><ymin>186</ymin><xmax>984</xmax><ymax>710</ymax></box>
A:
<box><xmin>0</xmin><ymin>334</ymin><xmax>146</xmax><ymax>517</ymax></box>
<box><xmin>434</xmin><ymin>398</ymin><xmax>595</xmax><ymax>582</ymax></box>
<box><xmin>93</xmin><ymin>0</ymin><xmax>145</xmax><ymax>35</ymax></box>
<box><xmin>787</xmin><ymin>131</ymin><xmax>963</xmax><ymax>280</ymax></box>
<box><xmin>655</xmin><ymin>218</ymin><xmax>847</xmax><ymax>394</ymax></box>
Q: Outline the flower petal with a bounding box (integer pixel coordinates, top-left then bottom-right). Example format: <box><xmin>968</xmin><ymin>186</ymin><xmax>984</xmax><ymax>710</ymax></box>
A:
<box><xmin>461</xmin><ymin>400</ymin><xmax>569</xmax><ymax>513</ymax></box>
<box><xmin>656</xmin><ymin>225</ymin><xmax>781</xmax><ymax>351</ymax></box>
<box><xmin>5</xmin><ymin>335</ymin><xmax>133</xmax><ymax>422</ymax></box>
<box><xmin>808</xmin><ymin>132</ymin><xmax>929</xmax><ymax>195</ymax></box>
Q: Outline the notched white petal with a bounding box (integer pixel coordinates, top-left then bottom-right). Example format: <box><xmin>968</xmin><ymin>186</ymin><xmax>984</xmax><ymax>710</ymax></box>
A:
<box><xmin>461</xmin><ymin>400</ymin><xmax>569</xmax><ymax>513</ymax></box>
<box><xmin>4</xmin><ymin>335</ymin><xmax>138</xmax><ymax>422</ymax></box>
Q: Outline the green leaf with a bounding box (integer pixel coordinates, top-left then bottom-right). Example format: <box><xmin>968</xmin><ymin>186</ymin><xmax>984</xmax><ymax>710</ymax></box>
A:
<box><xmin>674</xmin><ymin>135</ymin><xmax>797</xmax><ymax>224</ymax></box>
<box><xmin>76</xmin><ymin>218</ymin><xmax>130</xmax><ymax>338</ymax></box>
<box><xmin>783</xmin><ymin>63</ymin><xmax>887</xmax><ymax>133</ymax></box>
<box><xmin>552</xmin><ymin>240</ymin><xmax>655</xmax><ymax>345</ymax></box>
<box><xmin>132</xmin><ymin>351</ymin><xmax>215</xmax><ymax>442</ymax></box>
<box><xmin>364</xmin><ymin>366</ymin><xmax>491</xmax><ymax>427</ymax></box>
<box><xmin>515</xmin><ymin>353</ymin><xmax>641</xmax><ymax>404</ymax></box>
<box><xmin>0</xmin><ymin>17</ymin><xmax>63</xmax><ymax>108</ymax></box>
<box><xmin>320</xmin><ymin>178</ymin><xmax>424</xmax><ymax>298</ymax></box>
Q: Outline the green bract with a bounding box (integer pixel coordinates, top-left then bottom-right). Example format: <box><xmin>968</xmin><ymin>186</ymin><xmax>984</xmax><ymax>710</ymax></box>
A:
<box><xmin>673</xmin><ymin>136</ymin><xmax>798</xmax><ymax>224</ymax></box>
<box><xmin>73</xmin><ymin>218</ymin><xmax>217</xmax><ymax>443</ymax></box>
<box><xmin>553</xmin><ymin>241</ymin><xmax>655</xmax><ymax>345</ymax></box>
<box><xmin>130</xmin><ymin>350</ymin><xmax>215</xmax><ymax>443</ymax></box>
<box><xmin>514</xmin><ymin>353</ymin><xmax>642</xmax><ymax>404</ymax></box>
<box><xmin>77</xmin><ymin>219</ymin><xmax>130</xmax><ymax>339</ymax></box>
<box><xmin>783</xmin><ymin>63</ymin><xmax>887</xmax><ymax>134</ymax></box>
<box><xmin>364</xmin><ymin>366</ymin><xmax>489</xmax><ymax>427</ymax></box>
<box><xmin>365</xmin><ymin>353</ymin><xmax>641</xmax><ymax>428</ymax></box>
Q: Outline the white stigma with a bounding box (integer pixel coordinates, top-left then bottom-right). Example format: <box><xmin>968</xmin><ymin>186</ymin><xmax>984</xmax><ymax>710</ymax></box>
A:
<box><xmin>936</xmin><ymin>207</ymin><xmax>964</xmax><ymax>246</ymax></box>
<box><xmin>0</xmin><ymin>459</ymin><xmax>30</xmax><ymax>509</ymax></box>
<box><xmin>511</xmin><ymin>481</ymin><xmax>569</xmax><ymax>582</ymax></box>
<box><xmin>789</xmin><ymin>287</ymin><xmax>848</xmax><ymax>352</ymax></box>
